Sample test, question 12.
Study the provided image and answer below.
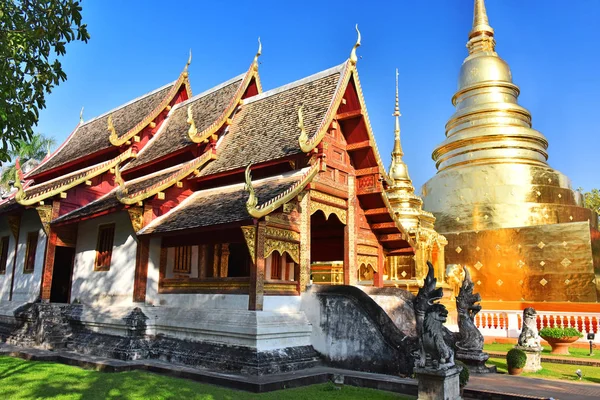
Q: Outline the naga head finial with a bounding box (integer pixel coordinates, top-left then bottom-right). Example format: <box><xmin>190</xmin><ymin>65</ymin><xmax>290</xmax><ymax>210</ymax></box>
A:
<box><xmin>79</xmin><ymin>106</ymin><xmax>84</xmax><ymax>124</ymax></box>
<box><xmin>114</xmin><ymin>161</ymin><xmax>124</xmax><ymax>187</ymax></box>
<box><xmin>187</xmin><ymin>105</ymin><xmax>198</xmax><ymax>138</ymax></box>
<box><xmin>14</xmin><ymin>159</ymin><xmax>25</xmax><ymax>202</ymax></box>
<box><xmin>253</xmin><ymin>37</ymin><xmax>262</xmax><ymax>68</ymax></box>
<box><xmin>297</xmin><ymin>104</ymin><xmax>308</xmax><ymax>146</ymax></box>
<box><xmin>107</xmin><ymin>114</ymin><xmax>117</xmax><ymax>142</ymax></box>
<box><xmin>349</xmin><ymin>24</ymin><xmax>361</xmax><ymax>65</ymax></box>
<box><xmin>244</xmin><ymin>164</ymin><xmax>258</xmax><ymax>212</ymax></box>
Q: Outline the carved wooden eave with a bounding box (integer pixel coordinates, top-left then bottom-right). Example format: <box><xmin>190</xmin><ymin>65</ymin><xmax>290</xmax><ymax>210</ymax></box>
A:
<box><xmin>127</xmin><ymin>206</ymin><xmax>144</xmax><ymax>232</ymax></box>
<box><xmin>108</xmin><ymin>64</ymin><xmax>193</xmax><ymax>147</ymax></box>
<box><xmin>309</xmin><ymin>191</ymin><xmax>348</xmax><ymax>225</ymax></box>
<box><xmin>187</xmin><ymin>58</ymin><xmax>262</xmax><ymax>144</ymax></box>
<box><xmin>116</xmin><ymin>150</ymin><xmax>216</xmax><ymax>205</ymax></box>
<box><xmin>14</xmin><ymin>148</ymin><xmax>136</xmax><ymax>207</ymax></box>
<box><xmin>264</xmin><ymin>226</ymin><xmax>301</xmax><ymax>264</ymax></box>
<box><xmin>244</xmin><ymin>159</ymin><xmax>322</xmax><ymax>219</ymax></box>
<box><xmin>35</xmin><ymin>204</ymin><xmax>53</xmax><ymax>235</ymax></box>
<box><xmin>6</xmin><ymin>215</ymin><xmax>20</xmax><ymax>240</ymax></box>
<box><xmin>241</xmin><ymin>225</ymin><xmax>256</xmax><ymax>264</ymax></box>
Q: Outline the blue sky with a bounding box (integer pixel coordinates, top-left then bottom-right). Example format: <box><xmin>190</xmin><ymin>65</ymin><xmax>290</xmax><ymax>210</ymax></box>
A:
<box><xmin>37</xmin><ymin>0</ymin><xmax>600</xmax><ymax>192</ymax></box>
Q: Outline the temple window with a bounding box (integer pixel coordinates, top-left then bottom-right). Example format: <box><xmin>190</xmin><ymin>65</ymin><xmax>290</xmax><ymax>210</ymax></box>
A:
<box><xmin>173</xmin><ymin>246</ymin><xmax>192</xmax><ymax>274</ymax></box>
<box><xmin>94</xmin><ymin>224</ymin><xmax>115</xmax><ymax>271</ymax></box>
<box><xmin>270</xmin><ymin>253</ymin><xmax>282</xmax><ymax>280</ymax></box>
<box><xmin>24</xmin><ymin>232</ymin><xmax>38</xmax><ymax>273</ymax></box>
<box><xmin>0</xmin><ymin>236</ymin><xmax>9</xmax><ymax>274</ymax></box>
<box><xmin>227</xmin><ymin>243</ymin><xmax>250</xmax><ymax>277</ymax></box>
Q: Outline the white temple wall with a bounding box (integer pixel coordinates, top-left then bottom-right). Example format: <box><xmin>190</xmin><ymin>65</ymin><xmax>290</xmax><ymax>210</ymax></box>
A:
<box><xmin>71</xmin><ymin>211</ymin><xmax>137</xmax><ymax>307</ymax></box>
<box><xmin>11</xmin><ymin>210</ymin><xmax>46</xmax><ymax>303</ymax></box>
<box><xmin>0</xmin><ymin>218</ymin><xmax>17</xmax><ymax>302</ymax></box>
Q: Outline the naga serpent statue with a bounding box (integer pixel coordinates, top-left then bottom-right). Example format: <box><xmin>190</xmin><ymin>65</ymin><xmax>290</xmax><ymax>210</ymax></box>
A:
<box><xmin>413</xmin><ymin>261</ymin><xmax>454</xmax><ymax>370</ymax></box>
<box><xmin>455</xmin><ymin>266</ymin><xmax>484</xmax><ymax>352</ymax></box>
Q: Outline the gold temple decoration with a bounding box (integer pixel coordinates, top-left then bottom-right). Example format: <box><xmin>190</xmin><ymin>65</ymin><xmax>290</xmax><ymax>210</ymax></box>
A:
<box><xmin>265</xmin><ymin>226</ymin><xmax>300</xmax><ymax>242</ymax></box>
<box><xmin>127</xmin><ymin>206</ymin><xmax>144</xmax><ymax>232</ymax></box>
<box><xmin>35</xmin><ymin>205</ymin><xmax>53</xmax><ymax>235</ymax></box>
<box><xmin>15</xmin><ymin>148</ymin><xmax>136</xmax><ymax>206</ymax></box>
<box><xmin>117</xmin><ymin>150</ymin><xmax>216</xmax><ymax>205</ymax></box>
<box><xmin>241</xmin><ymin>225</ymin><xmax>257</xmax><ymax>264</ymax></box>
<box><xmin>187</xmin><ymin>105</ymin><xmax>198</xmax><ymax>138</ymax></box>
<box><xmin>79</xmin><ymin>107</ymin><xmax>84</xmax><ymax>124</ymax></box>
<box><xmin>253</xmin><ymin>37</ymin><xmax>262</xmax><ymax>69</ymax></box>
<box><xmin>108</xmin><ymin>53</ymin><xmax>193</xmax><ymax>147</ymax></box>
<box><xmin>264</xmin><ymin>239</ymin><xmax>300</xmax><ymax>264</ymax></box>
<box><xmin>309</xmin><ymin>201</ymin><xmax>347</xmax><ymax>225</ymax></box>
<box><xmin>385</xmin><ymin>69</ymin><xmax>446</xmax><ymax>282</ymax></box>
<box><xmin>244</xmin><ymin>161</ymin><xmax>320</xmax><ymax>219</ymax></box>
<box><xmin>420</xmin><ymin>0</ymin><xmax>599</xmax><ymax>302</ymax></box>
<box><xmin>349</xmin><ymin>24</ymin><xmax>361</xmax><ymax>65</ymax></box>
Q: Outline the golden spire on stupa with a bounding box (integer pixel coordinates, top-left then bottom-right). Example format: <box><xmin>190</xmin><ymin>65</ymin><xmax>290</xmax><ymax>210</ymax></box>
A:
<box><xmin>422</xmin><ymin>0</ymin><xmax>587</xmax><ymax>233</ymax></box>
<box><xmin>389</xmin><ymin>69</ymin><xmax>411</xmax><ymax>188</ymax></box>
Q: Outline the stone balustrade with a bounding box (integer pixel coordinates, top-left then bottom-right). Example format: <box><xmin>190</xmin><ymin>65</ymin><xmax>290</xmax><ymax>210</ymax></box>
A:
<box><xmin>473</xmin><ymin>310</ymin><xmax>600</xmax><ymax>343</ymax></box>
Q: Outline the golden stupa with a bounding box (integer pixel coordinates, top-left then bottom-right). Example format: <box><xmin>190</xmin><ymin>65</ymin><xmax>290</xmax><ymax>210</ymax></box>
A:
<box><xmin>386</xmin><ymin>70</ymin><xmax>447</xmax><ymax>286</ymax></box>
<box><xmin>421</xmin><ymin>0</ymin><xmax>600</xmax><ymax>303</ymax></box>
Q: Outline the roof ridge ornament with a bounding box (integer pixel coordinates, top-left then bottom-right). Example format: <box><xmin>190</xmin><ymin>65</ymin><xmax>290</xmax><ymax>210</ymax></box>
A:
<box><xmin>107</xmin><ymin>114</ymin><xmax>118</xmax><ymax>143</ymax></box>
<box><xmin>349</xmin><ymin>24</ymin><xmax>361</xmax><ymax>65</ymax></box>
<box><xmin>187</xmin><ymin>105</ymin><xmax>198</xmax><ymax>138</ymax></box>
<box><xmin>253</xmin><ymin>37</ymin><xmax>262</xmax><ymax>70</ymax></box>
<box><xmin>79</xmin><ymin>107</ymin><xmax>84</xmax><ymax>124</ymax></box>
<box><xmin>297</xmin><ymin>104</ymin><xmax>307</xmax><ymax>147</ymax></box>
<box><xmin>183</xmin><ymin>49</ymin><xmax>192</xmax><ymax>77</ymax></box>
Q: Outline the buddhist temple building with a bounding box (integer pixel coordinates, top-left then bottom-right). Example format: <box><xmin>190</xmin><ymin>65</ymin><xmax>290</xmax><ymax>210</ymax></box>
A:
<box><xmin>421</xmin><ymin>0</ymin><xmax>600</xmax><ymax>303</ymax></box>
<box><xmin>0</xmin><ymin>32</ymin><xmax>420</xmax><ymax>318</ymax></box>
<box><xmin>385</xmin><ymin>70</ymin><xmax>447</xmax><ymax>288</ymax></box>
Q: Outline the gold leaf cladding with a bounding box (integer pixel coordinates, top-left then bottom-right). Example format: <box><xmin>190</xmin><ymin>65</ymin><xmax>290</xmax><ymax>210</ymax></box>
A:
<box><xmin>309</xmin><ymin>201</ymin><xmax>347</xmax><ymax>224</ymax></box>
<box><xmin>455</xmin><ymin>246</ymin><xmax>462</xmax><ymax>254</ymax></box>
<box><xmin>311</xmin><ymin>191</ymin><xmax>347</xmax><ymax>207</ymax></box>
<box><xmin>127</xmin><ymin>206</ymin><xmax>144</xmax><ymax>232</ymax></box>
<box><xmin>537</xmin><ymin>241</ymin><xmax>546</xmax><ymax>249</ymax></box>
<box><xmin>561</xmin><ymin>258</ymin><xmax>571</xmax><ymax>268</ymax></box>
<box><xmin>265</xmin><ymin>226</ymin><xmax>300</xmax><ymax>242</ymax></box>
<box><xmin>357</xmin><ymin>254</ymin><xmax>378</xmax><ymax>271</ymax></box>
<box><xmin>540</xmin><ymin>278</ymin><xmax>548</xmax><ymax>286</ymax></box>
<box><xmin>35</xmin><ymin>205</ymin><xmax>53</xmax><ymax>235</ymax></box>
<box><xmin>357</xmin><ymin>244</ymin><xmax>378</xmax><ymax>256</ymax></box>
<box><xmin>474</xmin><ymin>261</ymin><xmax>483</xmax><ymax>271</ymax></box>
<box><xmin>241</xmin><ymin>226</ymin><xmax>256</xmax><ymax>264</ymax></box>
<box><xmin>264</xmin><ymin>238</ymin><xmax>300</xmax><ymax>264</ymax></box>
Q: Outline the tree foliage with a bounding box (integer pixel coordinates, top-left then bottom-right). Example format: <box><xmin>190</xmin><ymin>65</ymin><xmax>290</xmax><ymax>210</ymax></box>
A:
<box><xmin>577</xmin><ymin>187</ymin><xmax>600</xmax><ymax>214</ymax></box>
<box><xmin>0</xmin><ymin>0</ymin><xmax>89</xmax><ymax>163</ymax></box>
<box><xmin>0</xmin><ymin>132</ymin><xmax>55</xmax><ymax>191</ymax></box>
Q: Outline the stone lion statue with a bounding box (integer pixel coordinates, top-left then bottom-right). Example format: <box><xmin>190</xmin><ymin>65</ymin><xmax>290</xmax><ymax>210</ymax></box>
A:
<box><xmin>417</xmin><ymin>303</ymin><xmax>455</xmax><ymax>370</ymax></box>
<box><xmin>518</xmin><ymin>307</ymin><xmax>541</xmax><ymax>349</ymax></box>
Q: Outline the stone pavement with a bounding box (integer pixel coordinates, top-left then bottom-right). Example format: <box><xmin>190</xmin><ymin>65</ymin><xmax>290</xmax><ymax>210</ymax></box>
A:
<box><xmin>1</xmin><ymin>344</ymin><xmax>599</xmax><ymax>399</ymax></box>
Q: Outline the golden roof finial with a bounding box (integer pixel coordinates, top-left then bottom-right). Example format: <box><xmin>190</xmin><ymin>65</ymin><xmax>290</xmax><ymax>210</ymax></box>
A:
<box><xmin>253</xmin><ymin>37</ymin><xmax>262</xmax><ymax>66</ymax></box>
<box><xmin>185</xmin><ymin>49</ymin><xmax>192</xmax><ymax>71</ymax></box>
<box><xmin>79</xmin><ymin>107</ymin><xmax>84</xmax><ymax>124</ymax></box>
<box><xmin>349</xmin><ymin>24</ymin><xmax>361</xmax><ymax>65</ymax></box>
<box><xmin>467</xmin><ymin>0</ymin><xmax>496</xmax><ymax>54</ymax></box>
<box><xmin>393</xmin><ymin>69</ymin><xmax>403</xmax><ymax>157</ymax></box>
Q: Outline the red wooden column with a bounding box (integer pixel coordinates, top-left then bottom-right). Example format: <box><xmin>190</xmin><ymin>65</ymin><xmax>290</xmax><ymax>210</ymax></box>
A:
<box><xmin>133</xmin><ymin>204</ymin><xmax>153</xmax><ymax>303</ymax></box>
<box><xmin>40</xmin><ymin>200</ymin><xmax>61</xmax><ymax>301</ymax></box>
<box><xmin>374</xmin><ymin>246</ymin><xmax>384</xmax><ymax>288</ymax></box>
<box><xmin>248</xmin><ymin>221</ymin><xmax>266</xmax><ymax>311</ymax></box>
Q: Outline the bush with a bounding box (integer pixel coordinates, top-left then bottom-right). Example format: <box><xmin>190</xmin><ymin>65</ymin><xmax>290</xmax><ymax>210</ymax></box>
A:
<box><xmin>455</xmin><ymin>361</ymin><xmax>469</xmax><ymax>388</ymax></box>
<box><xmin>506</xmin><ymin>348</ymin><xmax>527</xmax><ymax>369</ymax></box>
<box><xmin>539</xmin><ymin>327</ymin><xmax>583</xmax><ymax>339</ymax></box>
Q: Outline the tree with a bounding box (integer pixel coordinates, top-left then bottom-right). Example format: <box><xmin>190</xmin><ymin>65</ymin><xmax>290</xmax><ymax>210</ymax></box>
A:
<box><xmin>0</xmin><ymin>0</ymin><xmax>89</xmax><ymax>163</ymax></box>
<box><xmin>577</xmin><ymin>187</ymin><xmax>600</xmax><ymax>214</ymax></box>
<box><xmin>0</xmin><ymin>132</ymin><xmax>55</xmax><ymax>191</ymax></box>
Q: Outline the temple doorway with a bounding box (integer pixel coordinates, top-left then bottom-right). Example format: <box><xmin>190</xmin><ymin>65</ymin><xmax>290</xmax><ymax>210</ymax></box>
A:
<box><xmin>49</xmin><ymin>246</ymin><xmax>75</xmax><ymax>303</ymax></box>
<box><xmin>310</xmin><ymin>210</ymin><xmax>345</xmax><ymax>285</ymax></box>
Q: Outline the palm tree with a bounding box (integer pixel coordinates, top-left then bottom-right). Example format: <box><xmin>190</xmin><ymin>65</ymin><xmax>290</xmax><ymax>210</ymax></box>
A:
<box><xmin>0</xmin><ymin>133</ymin><xmax>56</xmax><ymax>193</ymax></box>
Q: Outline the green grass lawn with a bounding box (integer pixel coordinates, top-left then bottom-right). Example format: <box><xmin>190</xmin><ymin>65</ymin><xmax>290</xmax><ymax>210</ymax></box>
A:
<box><xmin>487</xmin><ymin>357</ymin><xmax>600</xmax><ymax>384</ymax></box>
<box><xmin>483</xmin><ymin>342</ymin><xmax>600</xmax><ymax>360</ymax></box>
<box><xmin>0</xmin><ymin>356</ymin><xmax>413</xmax><ymax>400</ymax></box>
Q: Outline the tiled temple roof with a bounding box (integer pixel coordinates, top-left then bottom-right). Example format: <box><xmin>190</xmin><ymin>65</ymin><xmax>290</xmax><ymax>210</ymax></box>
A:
<box><xmin>124</xmin><ymin>74</ymin><xmax>245</xmax><ymax>171</ymax></box>
<box><xmin>198</xmin><ymin>64</ymin><xmax>344</xmax><ymax>177</ymax></box>
<box><xmin>29</xmin><ymin>82</ymin><xmax>177</xmax><ymax>177</ymax></box>
<box><xmin>52</xmin><ymin>164</ymin><xmax>184</xmax><ymax>225</ymax></box>
<box><xmin>139</xmin><ymin>169</ymin><xmax>307</xmax><ymax>235</ymax></box>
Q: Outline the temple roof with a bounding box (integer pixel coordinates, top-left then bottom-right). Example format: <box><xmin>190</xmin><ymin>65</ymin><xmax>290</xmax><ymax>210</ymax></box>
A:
<box><xmin>124</xmin><ymin>73</ymin><xmax>247</xmax><ymax>171</ymax></box>
<box><xmin>139</xmin><ymin>169</ymin><xmax>307</xmax><ymax>235</ymax></box>
<box><xmin>28</xmin><ymin>81</ymin><xmax>179</xmax><ymax>178</ymax></box>
<box><xmin>198</xmin><ymin>64</ymin><xmax>344</xmax><ymax>177</ymax></box>
<box><xmin>52</xmin><ymin>163</ymin><xmax>184</xmax><ymax>225</ymax></box>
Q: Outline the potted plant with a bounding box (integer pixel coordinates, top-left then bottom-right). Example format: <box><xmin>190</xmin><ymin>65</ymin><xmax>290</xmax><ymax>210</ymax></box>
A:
<box><xmin>456</xmin><ymin>361</ymin><xmax>469</xmax><ymax>396</ymax></box>
<box><xmin>539</xmin><ymin>327</ymin><xmax>583</xmax><ymax>355</ymax></box>
<box><xmin>506</xmin><ymin>348</ymin><xmax>527</xmax><ymax>375</ymax></box>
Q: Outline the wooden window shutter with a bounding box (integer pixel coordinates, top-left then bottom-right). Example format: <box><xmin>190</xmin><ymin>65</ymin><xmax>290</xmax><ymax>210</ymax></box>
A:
<box><xmin>95</xmin><ymin>224</ymin><xmax>115</xmax><ymax>271</ymax></box>
<box><xmin>24</xmin><ymin>232</ymin><xmax>38</xmax><ymax>273</ymax></box>
<box><xmin>0</xmin><ymin>236</ymin><xmax>9</xmax><ymax>274</ymax></box>
<box><xmin>173</xmin><ymin>246</ymin><xmax>192</xmax><ymax>274</ymax></box>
